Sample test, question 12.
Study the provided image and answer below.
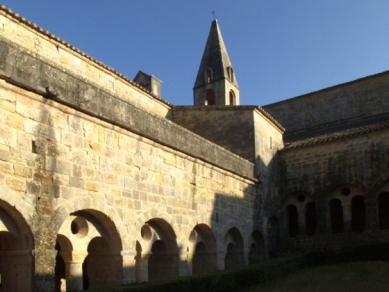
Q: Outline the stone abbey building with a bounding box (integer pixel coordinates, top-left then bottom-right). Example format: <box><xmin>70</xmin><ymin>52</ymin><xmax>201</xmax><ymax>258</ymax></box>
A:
<box><xmin>0</xmin><ymin>5</ymin><xmax>389</xmax><ymax>291</ymax></box>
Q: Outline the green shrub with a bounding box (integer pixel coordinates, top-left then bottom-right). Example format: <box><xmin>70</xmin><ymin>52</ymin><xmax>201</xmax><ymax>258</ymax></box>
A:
<box><xmin>91</xmin><ymin>243</ymin><xmax>389</xmax><ymax>292</ymax></box>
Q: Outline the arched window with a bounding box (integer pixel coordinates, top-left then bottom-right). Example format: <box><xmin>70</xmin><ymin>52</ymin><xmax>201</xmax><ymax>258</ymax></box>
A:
<box><xmin>267</xmin><ymin>217</ymin><xmax>281</xmax><ymax>256</ymax></box>
<box><xmin>286</xmin><ymin>205</ymin><xmax>298</xmax><ymax>237</ymax></box>
<box><xmin>351</xmin><ymin>195</ymin><xmax>366</xmax><ymax>232</ymax></box>
<box><xmin>205</xmin><ymin>69</ymin><xmax>212</xmax><ymax>83</ymax></box>
<box><xmin>229</xmin><ymin>90</ymin><xmax>235</xmax><ymax>105</ymax></box>
<box><xmin>305</xmin><ymin>202</ymin><xmax>317</xmax><ymax>236</ymax></box>
<box><xmin>379</xmin><ymin>192</ymin><xmax>389</xmax><ymax>229</ymax></box>
<box><xmin>329</xmin><ymin>198</ymin><xmax>343</xmax><ymax>233</ymax></box>
<box><xmin>204</xmin><ymin>89</ymin><xmax>215</xmax><ymax>105</ymax></box>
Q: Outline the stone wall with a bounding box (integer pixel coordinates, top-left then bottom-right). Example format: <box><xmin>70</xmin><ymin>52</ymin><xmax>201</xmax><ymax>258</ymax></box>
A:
<box><xmin>0</xmin><ymin>79</ymin><xmax>260</xmax><ymax>290</ymax></box>
<box><xmin>279</xmin><ymin>129</ymin><xmax>389</xmax><ymax>250</ymax></box>
<box><xmin>264</xmin><ymin>72</ymin><xmax>389</xmax><ymax>141</ymax></box>
<box><xmin>0</xmin><ymin>8</ymin><xmax>264</xmax><ymax>291</ymax></box>
<box><xmin>0</xmin><ymin>9</ymin><xmax>172</xmax><ymax>118</ymax></box>
<box><xmin>172</xmin><ymin>106</ymin><xmax>256</xmax><ymax>162</ymax></box>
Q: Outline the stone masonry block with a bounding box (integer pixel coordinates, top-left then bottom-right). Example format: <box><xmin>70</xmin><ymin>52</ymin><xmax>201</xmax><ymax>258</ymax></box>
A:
<box><xmin>0</xmin><ymin>125</ymin><xmax>16</xmax><ymax>147</ymax></box>
<box><xmin>85</xmin><ymin>180</ymin><xmax>99</xmax><ymax>192</ymax></box>
<box><xmin>13</xmin><ymin>164</ymin><xmax>32</xmax><ymax>178</ymax></box>
<box><xmin>6</xmin><ymin>176</ymin><xmax>26</xmax><ymax>192</ymax></box>
<box><xmin>0</xmin><ymin>160</ymin><xmax>12</xmax><ymax>174</ymax></box>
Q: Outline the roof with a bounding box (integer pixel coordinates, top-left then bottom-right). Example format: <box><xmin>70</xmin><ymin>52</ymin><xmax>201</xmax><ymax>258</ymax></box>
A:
<box><xmin>283</xmin><ymin>118</ymin><xmax>389</xmax><ymax>150</ymax></box>
<box><xmin>194</xmin><ymin>20</ymin><xmax>238</xmax><ymax>88</ymax></box>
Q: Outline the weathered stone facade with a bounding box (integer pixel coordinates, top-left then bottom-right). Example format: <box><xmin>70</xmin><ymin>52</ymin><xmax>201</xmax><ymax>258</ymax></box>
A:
<box><xmin>0</xmin><ymin>5</ymin><xmax>389</xmax><ymax>292</ymax></box>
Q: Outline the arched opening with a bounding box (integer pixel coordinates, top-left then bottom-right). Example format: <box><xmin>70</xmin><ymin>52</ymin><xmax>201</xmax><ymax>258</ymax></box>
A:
<box><xmin>83</xmin><ymin>237</ymin><xmax>109</xmax><ymax>289</ymax></box>
<box><xmin>135</xmin><ymin>241</ymin><xmax>142</xmax><ymax>283</ymax></box>
<box><xmin>0</xmin><ymin>200</ymin><xmax>34</xmax><ymax>291</ymax></box>
<box><xmin>55</xmin><ymin>240</ymin><xmax>66</xmax><ymax>292</ymax></box>
<box><xmin>225</xmin><ymin>243</ymin><xmax>237</xmax><ymax>270</ymax></box>
<box><xmin>144</xmin><ymin>218</ymin><xmax>178</xmax><ymax>281</ymax></box>
<box><xmin>286</xmin><ymin>204</ymin><xmax>298</xmax><ymax>237</ymax></box>
<box><xmin>229</xmin><ymin>90</ymin><xmax>235</xmax><ymax>105</ymax></box>
<box><xmin>205</xmin><ymin>68</ymin><xmax>212</xmax><ymax>83</ymax></box>
<box><xmin>148</xmin><ymin>240</ymin><xmax>171</xmax><ymax>281</ymax></box>
<box><xmin>352</xmin><ymin>195</ymin><xmax>366</xmax><ymax>232</ymax></box>
<box><xmin>56</xmin><ymin>210</ymin><xmax>123</xmax><ymax>291</ymax></box>
<box><xmin>204</xmin><ymin>89</ymin><xmax>215</xmax><ymax>105</ymax></box>
<box><xmin>192</xmin><ymin>242</ymin><xmax>207</xmax><ymax>275</ymax></box>
<box><xmin>190</xmin><ymin>224</ymin><xmax>217</xmax><ymax>275</ymax></box>
<box><xmin>224</xmin><ymin>228</ymin><xmax>244</xmax><ymax>270</ymax></box>
<box><xmin>248</xmin><ymin>230</ymin><xmax>264</xmax><ymax>264</ymax></box>
<box><xmin>379</xmin><ymin>192</ymin><xmax>389</xmax><ymax>229</ymax></box>
<box><xmin>329</xmin><ymin>198</ymin><xmax>344</xmax><ymax>233</ymax></box>
<box><xmin>268</xmin><ymin>217</ymin><xmax>281</xmax><ymax>256</ymax></box>
<box><xmin>305</xmin><ymin>202</ymin><xmax>317</xmax><ymax>236</ymax></box>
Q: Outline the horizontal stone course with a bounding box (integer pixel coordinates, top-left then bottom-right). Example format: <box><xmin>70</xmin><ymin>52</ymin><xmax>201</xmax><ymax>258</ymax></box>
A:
<box><xmin>0</xmin><ymin>37</ymin><xmax>256</xmax><ymax>181</ymax></box>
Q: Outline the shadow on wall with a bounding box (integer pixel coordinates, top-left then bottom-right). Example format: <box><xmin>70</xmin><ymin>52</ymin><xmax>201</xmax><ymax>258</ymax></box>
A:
<box><xmin>0</xmin><ymin>99</ymin><xmax>285</xmax><ymax>290</ymax></box>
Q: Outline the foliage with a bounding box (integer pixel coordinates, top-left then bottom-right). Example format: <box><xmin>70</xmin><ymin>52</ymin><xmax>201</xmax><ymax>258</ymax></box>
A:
<box><xmin>91</xmin><ymin>243</ymin><xmax>389</xmax><ymax>292</ymax></box>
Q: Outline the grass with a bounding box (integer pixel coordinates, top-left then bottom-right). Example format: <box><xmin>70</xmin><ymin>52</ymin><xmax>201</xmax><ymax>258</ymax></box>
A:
<box><xmin>91</xmin><ymin>243</ymin><xmax>389</xmax><ymax>292</ymax></box>
<box><xmin>243</xmin><ymin>261</ymin><xmax>389</xmax><ymax>292</ymax></box>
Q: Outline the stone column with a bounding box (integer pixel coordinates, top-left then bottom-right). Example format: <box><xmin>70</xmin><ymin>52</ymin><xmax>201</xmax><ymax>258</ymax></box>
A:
<box><xmin>366</xmin><ymin>199</ymin><xmax>379</xmax><ymax>230</ymax></box>
<box><xmin>178</xmin><ymin>242</ymin><xmax>188</xmax><ymax>277</ymax></box>
<box><xmin>187</xmin><ymin>251</ymin><xmax>194</xmax><ymax>276</ymax></box>
<box><xmin>66</xmin><ymin>261</ymin><xmax>84</xmax><ymax>291</ymax></box>
<box><xmin>217</xmin><ymin>250</ymin><xmax>225</xmax><ymax>270</ymax></box>
<box><xmin>139</xmin><ymin>253</ymin><xmax>150</xmax><ymax>282</ymax></box>
<box><xmin>122</xmin><ymin>251</ymin><xmax>136</xmax><ymax>284</ymax></box>
<box><xmin>61</xmin><ymin>251</ymin><xmax>87</xmax><ymax>292</ymax></box>
<box><xmin>343</xmin><ymin>203</ymin><xmax>352</xmax><ymax>232</ymax></box>
<box><xmin>33</xmin><ymin>249</ymin><xmax>57</xmax><ymax>292</ymax></box>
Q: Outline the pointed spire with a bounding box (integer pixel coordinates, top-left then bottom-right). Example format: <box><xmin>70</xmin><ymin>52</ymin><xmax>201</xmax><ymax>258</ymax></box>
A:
<box><xmin>194</xmin><ymin>20</ymin><xmax>238</xmax><ymax>88</ymax></box>
<box><xmin>193</xmin><ymin>20</ymin><xmax>240</xmax><ymax>106</ymax></box>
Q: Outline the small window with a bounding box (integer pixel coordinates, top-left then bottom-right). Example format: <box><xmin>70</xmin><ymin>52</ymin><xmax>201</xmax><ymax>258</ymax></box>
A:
<box><xmin>227</xmin><ymin>66</ymin><xmax>234</xmax><ymax>82</ymax></box>
<box><xmin>229</xmin><ymin>90</ymin><xmax>235</xmax><ymax>105</ymax></box>
<box><xmin>286</xmin><ymin>205</ymin><xmax>298</xmax><ymax>237</ymax></box>
<box><xmin>329</xmin><ymin>198</ymin><xmax>343</xmax><ymax>233</ymax></box>
<box><xmin>205</xmin><ymin>68</ymin><xmax>212</xmax><ymax>83</ymax></box>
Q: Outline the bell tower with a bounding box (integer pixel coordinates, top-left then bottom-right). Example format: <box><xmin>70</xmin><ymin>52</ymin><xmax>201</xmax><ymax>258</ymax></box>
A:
<box><xmin>193</xmin><ymin>20</ymin><xmax>240</xmax><ymax>106</ymax></box>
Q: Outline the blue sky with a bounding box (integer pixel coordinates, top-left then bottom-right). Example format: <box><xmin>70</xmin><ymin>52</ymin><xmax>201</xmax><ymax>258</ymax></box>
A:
<box><xmin>3</xmin><ymin>1</ymin><xmax>389</xmax><ymax>106</ymax></box>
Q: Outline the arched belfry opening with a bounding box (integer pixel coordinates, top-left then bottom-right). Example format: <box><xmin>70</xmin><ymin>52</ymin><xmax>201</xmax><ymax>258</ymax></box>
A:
<box><xmin>205</xmin><ymin>89</ymin><xmax>215</xmax><ymax>105</ymax></box>
<box><xmin>193</xmin><ymin>20</ymin><xmax>240</xmax><ymax>105</ymax></box>
<box><xmin>229</xmin><ymin>90</ymin><xmax>235</xmax><ymax>105</ymax></box>
<box><xmin>205</xmin><ymin>68</ymin><xmax>212</xmax><ymax>83</ymax></box>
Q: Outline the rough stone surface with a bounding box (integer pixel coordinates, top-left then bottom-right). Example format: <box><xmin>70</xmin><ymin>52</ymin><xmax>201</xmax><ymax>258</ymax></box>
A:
<box><xmin>0</xmin><ymin>6</ymin><xmax>389</xmax><ymax>292</ymax></box>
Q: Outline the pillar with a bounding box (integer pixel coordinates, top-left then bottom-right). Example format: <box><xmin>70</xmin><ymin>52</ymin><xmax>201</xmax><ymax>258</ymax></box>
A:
<box><xmin>34</xmin><ymin>249</ymin><xmax>57</xmax><ymax>292</ymax></box>
<box><xmin>343</xmin><ymin>203</ymin><xmax>352</xmax><ymax>232</ymax></box>
<box><xmin>298</xmin><ymin>210</ymin><xmax>306</xmax><ymax>236</ymax></box>
<box><xmin>122</xmin><ymin>251</ymin><xmax>136</xmax><ymax>284</ymax></box>
<box><xmin>61</xmin><ymin>251</ymin><xmax>87</xmax><ymax>292</ymax></box>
